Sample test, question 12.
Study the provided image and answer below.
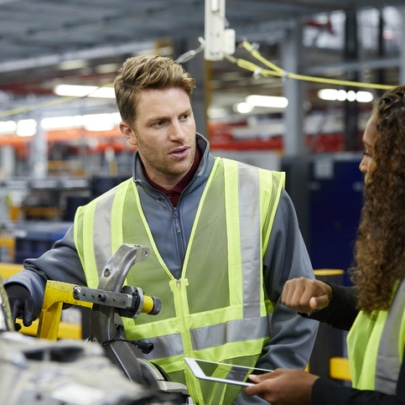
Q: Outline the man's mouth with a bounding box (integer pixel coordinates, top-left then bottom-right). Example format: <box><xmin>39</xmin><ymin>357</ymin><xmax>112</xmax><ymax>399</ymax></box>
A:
<box><xmin>170</xmin><ymin>146</ymin><xmax>189</xmax><ymax>158</ymax></box>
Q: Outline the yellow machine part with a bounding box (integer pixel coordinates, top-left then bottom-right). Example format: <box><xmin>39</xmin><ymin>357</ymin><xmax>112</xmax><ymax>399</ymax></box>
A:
<box><xmin>37</xmin><ymin>280</ymin><xmax>92</xmax><ymax>340</ymax></box>
<box><xmin>0</xmin><ymin>264</ymin><xmax>90</xmax><ymax>340</ymax></box>
<box><xmin>329</xmin><ymin>357</ymin><xmax>351</xmax><ymax>381</ymax></box>
<box><xmin>2</xmin><ymin>264</ymin><xmax>352</xmax><ymax>381</ymax></box>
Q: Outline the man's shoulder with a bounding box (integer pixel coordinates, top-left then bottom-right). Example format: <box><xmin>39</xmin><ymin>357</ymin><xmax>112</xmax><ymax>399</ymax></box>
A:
<box><xmin>85</xmin><ymin>177</ymin><xmax>133</xmax><ymax>207</ymax></box>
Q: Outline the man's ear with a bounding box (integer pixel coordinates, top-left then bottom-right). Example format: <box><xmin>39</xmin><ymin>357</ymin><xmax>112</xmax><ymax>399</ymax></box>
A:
<box><xmin>119</xmin><ymin>121</ymin><xmax>137</xmax><ymax>146</ymax></box>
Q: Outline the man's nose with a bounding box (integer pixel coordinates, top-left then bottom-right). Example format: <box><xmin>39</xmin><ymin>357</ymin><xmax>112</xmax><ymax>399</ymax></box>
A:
<box><xmin>168</xmin><ymin>121</ymin><xmax>185</xmax><ymax>140</ymax></box>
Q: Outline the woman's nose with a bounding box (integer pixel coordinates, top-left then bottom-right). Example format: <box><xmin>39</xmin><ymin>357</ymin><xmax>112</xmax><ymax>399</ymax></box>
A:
<box><xmin>359</xmin><ymin>157</ymin><xmax>367</xmax><ymax>173</ymax></box>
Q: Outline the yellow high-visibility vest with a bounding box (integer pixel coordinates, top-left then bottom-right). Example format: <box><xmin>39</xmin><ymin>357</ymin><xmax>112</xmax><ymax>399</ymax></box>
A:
<box><xmin>74</xmin><ymin>157</ymin><xmax>285</xmax><ymax>404</ymax></box>
<box><xmin>347</xmin><ymin>278</ymin><xmax>405</xmax><ymax>394</ymax></box>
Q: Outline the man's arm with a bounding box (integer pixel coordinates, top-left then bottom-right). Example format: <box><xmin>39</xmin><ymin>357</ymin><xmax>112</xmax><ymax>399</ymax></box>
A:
<box><xmin>4</xmin><ymin>226</ymin><xmax>86</xmax><ymax>320</ymax></box>
<box><xmin>235</xmin><ymin>190</ymin><xmax>319</xmax><ymax>405</ymax></box>
<box><xmin>257</xmin><ymin>189</ymin><xmax>319</xmax><ymax>371</ymax></box>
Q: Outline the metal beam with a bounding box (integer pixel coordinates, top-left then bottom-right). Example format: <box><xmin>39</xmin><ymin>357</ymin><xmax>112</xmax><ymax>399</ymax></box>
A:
<box><xmin>0</xmin><ymin>41</ymin><xmax>155</xmax><ymax>73</ymax></box>
<box><xmin>305</xmin><ymin>56</ymin><xmax>400</xmax><ymax>76</ymax></box>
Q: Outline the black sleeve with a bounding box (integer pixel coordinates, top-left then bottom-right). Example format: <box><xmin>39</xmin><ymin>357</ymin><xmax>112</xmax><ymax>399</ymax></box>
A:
<box><xmin>305</xmin><ymin>284</ymin><xmax>359</xmax><ymax>331</ymax></box>
<box><xmin>311</xmin><ymin>350</ymin><xmax>405</xmax><ymax>405</ymax></box>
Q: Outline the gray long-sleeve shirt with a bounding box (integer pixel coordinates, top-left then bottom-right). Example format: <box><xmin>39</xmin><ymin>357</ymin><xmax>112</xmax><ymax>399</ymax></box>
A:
<box><xmin>6</xmin><ymin>133</ymin><xmax>318</xmax><ymax>404</ymax></box>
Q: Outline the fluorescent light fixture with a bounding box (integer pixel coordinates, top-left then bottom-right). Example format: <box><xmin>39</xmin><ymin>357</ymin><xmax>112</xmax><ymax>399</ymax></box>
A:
<box><xmin>0</xmin><ymin>120</ymin><xmax>17</xmax><ymax>134</ymax></box>
<box><xmin>356</xmin><ymin>91</ymin><xmax>374</xmax><ymax>103</ymax></box>
<box><xmin>90</xmin><ymin>87</ymin><xmax>115</xmax><ymax>98</ymax></box>
<box><xmin>41</xmin><ymin>115</ymin><xmax>84</xmax><ymax>130</ymax></box>
<box><xmin>207</xmin><ymin>106</ymin><xmax>229</xmax><ymax>120</ymax></box>
<box><xmin>1</xmin><ymin>112</ymin><xmax>122</xmax><ymax>136</ymax></box>
<box><xmin>58</xmin><ymin>60</ymin><xmax>88</xmax><ymax>71</ymax></box>
<box><xmin>94</xmin><ymin>63</ymin><xmax>121</xmax><ymax>74</ymax></box>
<box><xmin>347</xmin><ymin>90</ymin><xmax>356</xmax><ymax>102</ymax></box>
<box><xmin>54</xmin><ymin>84</ymin><xmax>115</xmax><ymax>99</ymax></box>
<box><xmin>82</xmin><ymin>113</ymin><xmax>116</xmax><ymax>131</ymax></box>
<box><xmin>41</xmin><ymin>112</ymin><xmax>121</xmax><ymax>131</ymax></box>
<box><xmin>232</xmin><ymin>95</ymin><xmax>288</xmax><ymax>115</ymax></box>
<box><xmin>54</xmin><ymin>84</ymin><xmax>96</xmax><ymax>97</ymax></box>
<box><xmin>16</xmin><ymin>119</ymin><xmax>36</xmax><ymax>137</ymax></box>
<box><xmin>246</xmin><ymin>95</ymin><xmax>288</xmax><ymax>109</ymax></box>
<box><xmin>233</xmin><ymin>102</ymin><xmax>254</xmax><ymax>114</ymax></box>
<box><xmin>318</xmin><ymin>89</ymin><xmax>373</xmax><ymax>103</ymax></box>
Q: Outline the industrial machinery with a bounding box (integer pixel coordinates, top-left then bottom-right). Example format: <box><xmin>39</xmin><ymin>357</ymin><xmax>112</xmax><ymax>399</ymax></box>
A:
<box><xmin>0</xmin><ymin>243</ymin><xmax>191</xmax><ymax>404</ymax></box>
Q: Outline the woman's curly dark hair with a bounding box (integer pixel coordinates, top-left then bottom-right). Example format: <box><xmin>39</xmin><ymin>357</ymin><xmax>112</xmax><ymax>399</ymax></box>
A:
<box><xmin>350</xmin><ymin>85</ymin><xmax>405</xmax><ymax>313</ymax></box>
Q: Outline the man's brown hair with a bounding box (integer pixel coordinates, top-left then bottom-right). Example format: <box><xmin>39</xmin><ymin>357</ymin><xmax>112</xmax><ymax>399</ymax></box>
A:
<box><xmin>114</xmin><ymin>55</ymin><xmax>196</xmax><ymax>123</ymax></box>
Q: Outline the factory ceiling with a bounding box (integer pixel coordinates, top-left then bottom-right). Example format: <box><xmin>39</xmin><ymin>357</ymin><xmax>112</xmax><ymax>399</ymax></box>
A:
<box><xmin>0</xmin><ymin>0</ymin><xmax>404</xmax><ymax>121</ymax></box>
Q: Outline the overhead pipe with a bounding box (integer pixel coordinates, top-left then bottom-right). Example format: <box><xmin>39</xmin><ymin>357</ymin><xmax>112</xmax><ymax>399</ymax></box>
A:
<box><xmin>0</xmin><ymin>40</ymin><xmax>155</xmax><ymax>73</ymax></box>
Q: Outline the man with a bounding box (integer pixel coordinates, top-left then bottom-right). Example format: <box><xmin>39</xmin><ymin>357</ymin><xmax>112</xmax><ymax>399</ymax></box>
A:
<box><xmin>5</xmin><ymin>55</ymin><xmax>318</xmax><ymax>404</ymax></box>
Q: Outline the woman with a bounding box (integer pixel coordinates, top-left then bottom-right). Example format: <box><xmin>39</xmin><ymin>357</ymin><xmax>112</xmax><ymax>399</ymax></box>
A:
<box><xmin>244</xmin><ymin>84</ymin><xmax>405</xmax><ymax>405</ymax></box>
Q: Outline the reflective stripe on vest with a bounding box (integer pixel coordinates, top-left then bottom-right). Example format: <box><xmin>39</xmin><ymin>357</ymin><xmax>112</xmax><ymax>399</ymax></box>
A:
<box><xmin>375</xmin><ymin>278</ymin><xmax>405</xmax><ymax>394</ymax></box>
<box><xmin>74</xmin><ymin>157</ymin><xmax>284</xmax><ymax>404</ymax></box>
<box><xmin>347</xmin><ymin>278</ymin><xmax>405</xmax><ymax>394</ymax></box>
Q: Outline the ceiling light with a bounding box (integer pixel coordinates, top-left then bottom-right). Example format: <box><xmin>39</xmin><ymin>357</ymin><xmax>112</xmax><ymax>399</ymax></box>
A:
<box><xmin>0</xmin><ymin>120</ymin><xmax>17</xmax><ymax>134</ymax></box>
<box><xmin>355</xmin><ymin>91</ymin><xmax>374</xmax><ymax>103</ymax></box>
<box><xmin>246</xmin><ymin>95</ymin><xmax>288</xmax><ymax>109</ymax></box>
<box><xmin>347</xmin><ymin>90</ymin><xmax>356</xmax><ymax>102</ymax></box>
<box><xmin>233</xmin><ymin>102</ymin><xmax>254</xmax><ymax>114</ymax></box>
<box><xmin>54</xmin><ymin>84</ymin><xmax>115</xmax><ymax>99</ymax></box>
<box><xmin>54</xmin><ymin>84</ymin><xmax>96</xmax><ymax>97</ymax></box>
<box><xmin>16</xmin><ymin>119</ymin><xmax>36</xmax><ymax>137</ymax></box>
<box><xmin>318</xmin><ymin>89</ymin><xmax>339</xmax><ymax>101</ymax></box>
<box><xmin>208</xmin><ymin>106</ymin><xmax>229</xmax><ymax>120</ymax></box>
<box><xmin>41</xmin><ymin>116</ymin><xmax>83</xmax><ymax>130</ymax></box>
<box><xmin>82</xmin><ymin>113</ymin><xmax>120</xmax><ymax>131</ymax></box>
<box><xmin>318</xmin><ymin>88</ymin><xmax>373</xmax><ymax>103</ymax></box>
<box><xmin>94</xmin><ymin>63</ymin><xmax>121</xmax><ymax>74</ymax></box>
<box><xmin>90</xmin><ymin>87</ymin><xmax>115</xmax><ymax>98</ymax></box>
<box><xmin>337</xmin><ymin>90</ymin><xmax>347</xmax><ymax>101</ymax></box>
<box><xmin>58</xmin><ymin>60</ymin><xmax>88</xmax><ymax>71</ymax></box>
<box><xmin>40</xmin><ymin>112</ymin><xmax>121</xmax><ymax>131</ymax></box>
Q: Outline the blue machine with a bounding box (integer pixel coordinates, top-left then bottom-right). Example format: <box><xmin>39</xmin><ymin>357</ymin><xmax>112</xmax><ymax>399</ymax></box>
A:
<box><xmin>282</xmin><ymin>153</ymin><xmax>364</xmax><ymax>286</ymax></box>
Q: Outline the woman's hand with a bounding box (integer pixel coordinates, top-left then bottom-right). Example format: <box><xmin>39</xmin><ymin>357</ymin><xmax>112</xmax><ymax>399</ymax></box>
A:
<box><xmin>244</xmin><ymin>369</ymin><xmax>319</xmax><ymax>405</ymax></box>
<box><xmin>281</xmin><ymin>277</ymin><xmax>333</xmax><ymax>314</ymax></box>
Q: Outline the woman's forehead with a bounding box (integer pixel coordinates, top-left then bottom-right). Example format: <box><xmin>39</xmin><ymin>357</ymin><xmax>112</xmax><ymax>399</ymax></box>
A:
<box><xmin>363</xmin><ymin>118</ymin><xmax>378</xmax><ymax>146</ymax></box>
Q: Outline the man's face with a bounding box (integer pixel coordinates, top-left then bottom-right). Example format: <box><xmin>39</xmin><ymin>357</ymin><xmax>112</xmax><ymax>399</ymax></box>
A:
<box><xmin>119</xmin><ymin>87</ymin><xmax>197</xmax><ymax>189</ymax></box>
